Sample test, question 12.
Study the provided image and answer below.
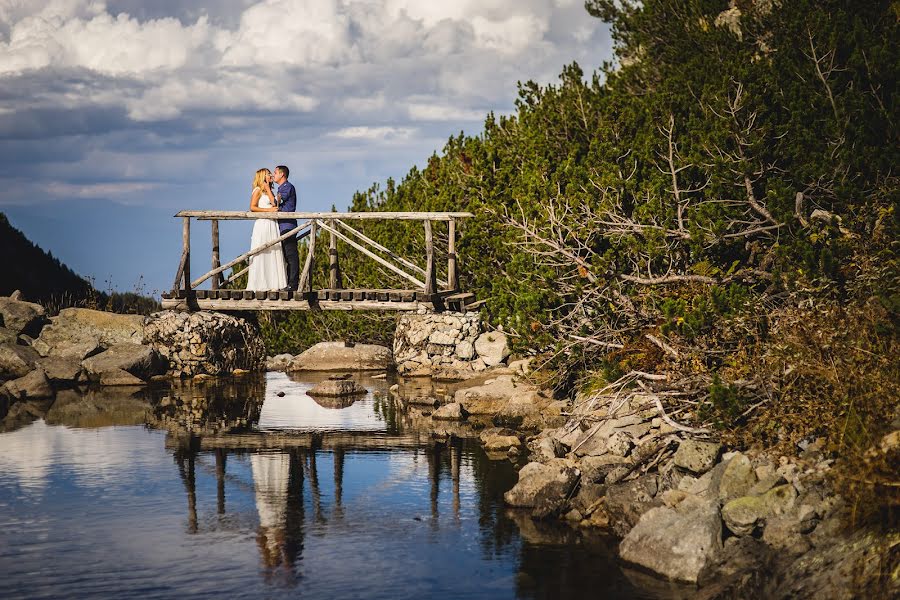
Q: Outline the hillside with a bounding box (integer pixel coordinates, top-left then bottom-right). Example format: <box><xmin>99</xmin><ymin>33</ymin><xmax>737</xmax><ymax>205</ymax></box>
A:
<box><xmin>260</xmin><ymin>0</ymin><xmax>898</xmax><ymax>523</ymax></box>
<box><xmin>0</xmin><ymin>212</ymin><xmax>93</xmax><ymax>302</ymax></box>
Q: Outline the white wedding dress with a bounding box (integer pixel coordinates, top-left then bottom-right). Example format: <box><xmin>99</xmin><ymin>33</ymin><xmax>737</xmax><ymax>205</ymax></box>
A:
<box><xmin>246</xmin><ymin>187</ymin><xmax>288</xmax><ymax>291</ymax></box>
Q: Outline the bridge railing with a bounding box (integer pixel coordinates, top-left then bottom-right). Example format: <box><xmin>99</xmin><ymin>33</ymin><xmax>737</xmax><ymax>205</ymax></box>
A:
<box><xmin>169</xmin><ymin>211</ymin><xmax>474</xmax><ymax>301</ymax></box>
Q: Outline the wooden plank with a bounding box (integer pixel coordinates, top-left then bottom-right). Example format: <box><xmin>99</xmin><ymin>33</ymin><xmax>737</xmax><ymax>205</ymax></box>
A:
<box><xmin>366</xmin><ymin>291</ymin><xmax>378</xmax><ymax>301</ymax></box>
<box><xmin>298</xmin><ymin>219</ymin><xmax>317</xmax><ymax>293</ymax></box>
<box><xmin>267</xmin><ymin>291</ymin><xmax>279</xmax><ymax>300</ymax></box>
<box><xmin>400</xmin><ymin>290</ymin><xmax>415</xmax><ymax>302</ymax></box>
<box><xmin>447</xmin><ymin>218</ymin><xmax>458</xmax><ymax>291</ymax></box>
<box><xmin>465</xmin><ymin>300</ymin><xmax>487</xmax><ymax>311</ymax></box>
<box><xmin>196</xmin><ymin>290</ymin><xmax>208</xmax><ymax>300</ymax></box>
<box><xmin>178</xmin><ymin>211</ymin><xmax>474</xmax><ymax>221</ymax></box>
<box><xmin>211</xmin><ymin>220</ymin><xmax>220</xmax><ymax>290</ymax></box>
<box><xmin>171</xmin><ymin>248</ymin><xmax>188</xmax><ymax>296</ymax></box>
<box><xmin>424</xmin><ymin>220</ymin><xmax>436</xmax><ymax>296</ymax></box>
<box><xmin>333</xmin><ymin>219</ymin><xmax>447</xmax><ymax>287</ymax></box>
<box><xmin>243</xmin><ymin>290</ymin><xmax>254</xmax><ymax>300</ymax></box>
<box><xmin>389</xmin><ymin>291</ymin><xmax>401</xmax><ymax>302</ymax></box>
<box><xmin>341</xmin><ymin>290</ymin><xmax>353</xmax><ymax>301</ymax></box>
<box><xmin>190</xmin><ymin>221</ymin><xmax>310</xmax><ymax>289</ymax></box>
<box><xmin>353</xmin><ymin>290</ymin><xmax>365</xmax><ymax>301</ymax></box>
<box><xmin>317</xmin><ymin>289</ymin><xmax>328</xmax><ymax>300</ymax></box>
<box><xmin>162</xmin><ymin>292</ymin><xmax>173</xmax><ymax>300</ymax></box>
<box><xmin>279</xmin><ymin>290</ymin><xmax>291</xmax><ymax>301</ymax></box>
<box><xmin>316</xmin><ymin>220</ymin><xmax>425</xmax><ymax>289</ymax></box>
<box><xmin>444</xmin><ymin>292</ymin><xmax>475</xmax><ymax>302</ymax></box>
<box><xmin>160</xmin><ymin>298</ymin><xmax>430</xmax><ymax>312</ymax></box>
<box><xmin>377</xmin><ymin>291</ymin><xmax>389</xmax><ymax>302</ymax></box>
<box><xmin>328</xmin><ymin>219</ymin><xmax>342</xmax><ymax>289</ymax></box>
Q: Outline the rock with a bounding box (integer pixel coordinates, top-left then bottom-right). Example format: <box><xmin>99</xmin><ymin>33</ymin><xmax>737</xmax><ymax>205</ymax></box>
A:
<box><xmin>721</xmin><ymin>484</ymin><xmax>799</xmax><ymax>536</ymax></box>
<box><xmin>619</xmin><ymin>496</ymin><xmax>723</xmax><ymax>584</ymax></box>
<box><xmin>288</xmin><ymin>341</ymin><xmax>391</xmax><ymax>371</ymax></box>
<box><xmin>33</xmin><ymin>308</ymin><xmax>143</xmax><ymax>358</ymax></box>
<box><xmin>605</xmin><ymin>431</ymin><xmax>634</xmax><ymax>457</ymax></box>
<box><xmin>307</xmin><ymin>377</ymin><xmax>366</xmax><ymax>397</ymax></box>
<box><xmin>474</xmin><ymin>331</ymin><xmax>510</xmax><ymax>366</ymax></box>
<box><xmin>674</xmin><ymin>439</ymin><xmax>722</xmax><ymax>474</ymax></box>
<box><xmin>0</xmin><ymin>326</ymin><xmax>16</xmax><ymax>345</ymax></box>
<box><xmin>480</xmin><ymin>428</ymin><xmax>522</xmax><ymax>452</ymax></box>
<box><xmin>579</xmin><ymin>454</ymin><xmax>627</xmax><ymax>483</ymax></box>
<box><xmin>531</xmin><ymin>437</ymin><xmax>566</xmax><ymax>462</ymax></box>
<box><xmin>265</xmin><ymin>353</ymin><xmax>294</xmax><ymax>371</ymax></box>
<box><xmin>492</xmin><ymin>401</ymin><xmax>543</xmax><ymax>430</ymax></box>
<box><xmin>35</xmin><ymin>356</ymin><xmax>84</xmax><ymax>386</ymax></box>
<box><xmin>2</xmin><ymin>368</ymin><xmax>53</xmax><ymax>400</ymax></box>
<box><xmin>0</xmin><ymin>342</ymin><xmax>40</xmax><ymax>379</ymax></box>
<box><xmin>455</xmin><ymin>340</ymin><xmax>475</xmax><ymax>360</ymax></box>
<box><xmin>99</xmin><ymin>368</ymin><xmax>147</xmax><ymax>387</ymax></box>
<box><xmin>571</xmin><ymin>483</ymin><xmax>606</xmax><ymax>516</ymax></box>
<box><xmin>508</xmin><ymin>357</ymin><xmax>533</xmax><ymax>375</ymax></box>
<box><xmin>715</xmin><ymin>452</ymin><xmax>757</xmax><ymax>501</ymax></box>
<box><xmin>432</xmin><ymin>402</ymin><xmax>468</xmax><ymax>421</ymax></box>
<box><xmin>503</xmin><ymin>460</ymin><xmax>579</xmax><ymax>509</ymax></box>
<box><xmin>82</xmin><ymin>343</ymin><xmax>162</xmax><ymax>382</ymax></box>
<box><xmin>143</xmin><ymin>311</ymin><xmax>265</xmax><ymax>377</ymax></box>
<box><xmin>455</xmin><ymin>375</ymin><xmax>543</xmax><ymax>416</ymax></box>
<box><xmin>0</xmin><ymin>296</ymin><xmax>47</xmax><ymax>337</ymax></box>
<box><xmin>605</xmin><ymin>474</ymin><xmax>661</xmax><ymax>537</ymax></box>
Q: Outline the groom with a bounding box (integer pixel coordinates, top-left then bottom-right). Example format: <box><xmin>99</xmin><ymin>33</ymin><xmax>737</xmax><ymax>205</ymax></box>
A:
<box><xmin>273</xmin><ymin>165</ymin><xmax>299</xmax><ymax>290</ymax></box>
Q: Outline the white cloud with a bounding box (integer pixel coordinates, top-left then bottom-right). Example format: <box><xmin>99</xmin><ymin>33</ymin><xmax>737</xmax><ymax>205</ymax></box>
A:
<box><xmin>407</xmin><ymin>102</ymin><xmax>485</xmax><ymax>122</ymax></box>
<box><xmin>329</xmin><ymin>125</ymin><xmax>415</xmax><ymax>140</ymax></box>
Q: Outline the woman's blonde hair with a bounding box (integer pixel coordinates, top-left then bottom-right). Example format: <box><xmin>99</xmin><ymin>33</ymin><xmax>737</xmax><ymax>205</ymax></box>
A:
<box><xmin>252</xmin><ymin>168</ymin><xmax>271</xmax><ymax>194</ymax></box>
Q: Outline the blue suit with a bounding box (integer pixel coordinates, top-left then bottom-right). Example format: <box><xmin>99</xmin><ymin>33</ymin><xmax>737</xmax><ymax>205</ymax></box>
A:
<box><xmin>277</xmin><ymin>180</ymin><xmax>300</xmax><ymax>289</ymax></box>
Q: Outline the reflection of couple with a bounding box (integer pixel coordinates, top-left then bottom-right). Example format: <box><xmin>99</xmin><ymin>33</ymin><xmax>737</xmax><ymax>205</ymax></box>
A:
<box><xmin>246</xmin><ymin>165</ymin><xmax>299</xmax><ymax>291</ymax></box>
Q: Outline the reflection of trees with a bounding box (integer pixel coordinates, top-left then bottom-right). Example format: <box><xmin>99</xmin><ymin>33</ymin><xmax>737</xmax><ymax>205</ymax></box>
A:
<box><xmin>466</xmin><ymin>440</ymin><xmax>521</xmax><ymax>560</ymax></box>
<box><xmin>371</xmin><ymin>392</ymin><xmax>407</xmax><ymax>434</ymax></box>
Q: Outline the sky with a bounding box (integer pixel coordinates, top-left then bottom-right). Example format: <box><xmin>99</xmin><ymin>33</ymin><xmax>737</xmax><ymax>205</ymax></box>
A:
<box><xmin>0</xmin><ymin>0</ymin><xmax>613</xmax><ymax>296</ymax></box>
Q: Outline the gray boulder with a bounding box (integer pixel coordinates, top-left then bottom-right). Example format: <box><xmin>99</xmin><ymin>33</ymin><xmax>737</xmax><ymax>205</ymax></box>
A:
<box><xmin>0</xmin><ymin>326</ymin><xmax>16</xmax><ymax>345</ymax></box>
<box><xmin>605</xmin><ymin>474</ymin><xmax>661</xmax><ymax>537</ymax></box>
<box><xmin>721</xmin><ymin>484</ymin><xmax>799</xmax><ymax>536</ymax></box>
<box><xmin>307</xmin><ymin>377</ymin><xmax>366</xmax><ymax>397</ymax></box>
<box><xmin>674</xmin><ymin>439</ymin><xmax>722</xmax><ymax>474</ymax></box>
<box><xmin>99</xmin><ymin>368</ymin><xmax>147</xmax><ymax>387</ymax></box>
<box><xmin>474</xmin><ymin>331</ymin><xmax>510</xmax><ymax>366</ymax></box>
<box><xmin>0</xmin><ymin>342</ymin><xmax>40</xmax><ymax>380</ymax></box>
<box><xmin>288</xmin><ymin>341</ymin><xmax>391</xmax><ymax>371</ymax></box>
<box><xmin>619</xmin><ymin>496</ymin><xmax>723</xmax><ymax>584</ymax></box>
<box><xmin>716</xmin><ymin>453</ymin><xmax>758</xmax><ymax>501</ymax></box>
<box><xmin>82</xmin><ymin>343</ymin><xmax>162</xmax><ymax>382</ymax></box>
<box><xmin>0</xmin><ymin>296</ymin><xmax>47</xmax><ymax>337</ymax></box>
<box><xmin>503</xmin><ymin>460</ymin><xmax>579</xmax><ymax>509</ymax></box>
<box><xmin>265</xmin><ymin>353</ymin><xmax>294</xmax><ymax>371</ymax></box>
<box><xmin>35</xmin><ymin>356</ymin><xmax>85</xmax><ymax>386</ymax></box>
<box><xmin>2</xmin><ymin>369</ymin><xmax>53</xmax><ymax>400</ymax></box>
<box><xmin>33</xmin><ymin>308</ymin><xmax>144</xmax><ymax>358</ymax></box>
<box><xmin>432</xmin><ymin>402</ymin><xmax>468</xmax><ymax>421</ymax></box>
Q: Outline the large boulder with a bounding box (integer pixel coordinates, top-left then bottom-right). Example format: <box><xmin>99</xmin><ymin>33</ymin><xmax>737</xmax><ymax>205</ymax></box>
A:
<box><xmin>33</xmin><ymin>308</ymin><xmax>144</xmax><ymax>359</ymax></box>
<box><xmin>266</xmin><ymin>353</ymin><xmax>294</xmax><ymax>371</ymax></box>
<box><xmin>1</xmin><ymin>368</ymin><xmax>53</xmax><ymax>400</ymax></box>
<box><xmin>674</xmin><ymin>439</ymin><xmax>722</xmax><ymax>474</ymax></box>
<box><xmin>619</xmin><ymin>496</ymin><xmax>723</xmax><ymax>584</ymax></box>
<box><xmin>503</xmin><ymin>460</ymin><xmax>579</xmax><ymax>510</ymax></box>
<box><xmin>0</xmin><ymin>296</ymin><xmax>48</xmax><ymax>337</ymax></box>
<box><xmin>288</xmin><ymin>341</ymin><xmax>391</xmax><ymax>372</ymax></box>
<box><xmin>0</xmin><ymin>326</ymin><xmax>17</xmax><ymax>345</ymax></box>
<box><xmin>35</xmin><ymin>356</ymin><xmax>85</xmax><ymax>387</ymax></box>
<box><xmin>721</xmin><ymin>484</ymin><xmax>799</xmax><ymax>536</ymax></box>
<box><xmin>307</xmin><ymin>376</ymin><xmax>366</xmax><ymax>397</ymax></box>
<box><xmin>45</xmin><ymin>389</ymin><xmax>150</xmax><ymax>427</ymax></box>
<box><xmin>0</xmin><ymin>342</ymin><xmax>40</xmax><ymax>380</ymax></box>
<box><xmin>81</xmin><ymin>343</ymin><xmax>163</xmax><ymax>382</ymax></box>
<box><xmin>474</xmin><ymin>331</ymin><xmax>510</xmax><ymax>366</ymax></box>
<box><xmin>432</xmin><ymin>402</ymin><xmax>468</xmax><ymax>421</ymax></box>
<box><xmin>143</xmin><ymin>311</ymin><xmax>265</xmax><ymax>377</ymax></box>
<box><xmin>605</xmin><ymin>474</ymin><xmax>662</xmax><ymax>537</ymax></box>
<box><xmin>455</xmin><ymin>375</ymin><xmax>544</xmax><ymax>416</ymax></box>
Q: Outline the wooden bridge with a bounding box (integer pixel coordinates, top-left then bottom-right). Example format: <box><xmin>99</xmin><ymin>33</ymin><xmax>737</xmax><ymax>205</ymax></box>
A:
<box><xmin>161</xmin><ymin>211</ymin><xmax>480</xmax><ymax>312</ymax></box>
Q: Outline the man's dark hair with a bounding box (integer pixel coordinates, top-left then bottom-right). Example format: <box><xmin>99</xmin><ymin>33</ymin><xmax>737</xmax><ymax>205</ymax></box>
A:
<box><xmin>276</xmin><ymin>165</ymin><xmax>290</xmax><ymax>179</ymax></box>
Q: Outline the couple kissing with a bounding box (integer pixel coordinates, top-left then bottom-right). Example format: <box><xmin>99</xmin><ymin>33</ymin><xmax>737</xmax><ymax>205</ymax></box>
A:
<box><xmin>246</xmin><ymin>165</ymin><xmax>299</xmax><ymax>292</ymax></box>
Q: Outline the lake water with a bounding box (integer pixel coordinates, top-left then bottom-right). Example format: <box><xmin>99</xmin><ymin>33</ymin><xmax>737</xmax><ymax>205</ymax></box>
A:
<box><xmin>0</xmin><ymin>372</ymin><xmax>654</xmax><ymax>599</ymax></box>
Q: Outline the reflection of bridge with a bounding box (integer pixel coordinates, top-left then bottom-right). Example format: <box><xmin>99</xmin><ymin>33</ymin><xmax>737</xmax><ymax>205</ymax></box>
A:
<box><xmin>172</xmin><ymin>438</ymin><xmax>465</xmax><ymax>580</ymax></box>
<box><xmin>161</xmin><ymin>211</ymin><xmax>481</xmax><ymax>312</ymax></box>
<box><xmin>167</xmin><ymin>430</ymin><xmax>455</xmax><ymax>452</ymax></box>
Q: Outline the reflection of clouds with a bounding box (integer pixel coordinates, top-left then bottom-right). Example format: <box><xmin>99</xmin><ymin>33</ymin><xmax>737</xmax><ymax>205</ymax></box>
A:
<box><xmin>0</xmin><ymin>420</ymin><xmax>164</xmax><ymax>494</ymax></box>
<box><xmin>258</xmin><ymin>372</ymin><xmax>386</xmax><ymax>432</ymax></box>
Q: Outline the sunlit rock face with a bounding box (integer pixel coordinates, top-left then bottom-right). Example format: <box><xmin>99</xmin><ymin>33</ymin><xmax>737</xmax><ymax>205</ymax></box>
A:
<box><xmin>144</xmin><ymin>311</ymin><xmax>266</xmax><ymax>378</ymax></box>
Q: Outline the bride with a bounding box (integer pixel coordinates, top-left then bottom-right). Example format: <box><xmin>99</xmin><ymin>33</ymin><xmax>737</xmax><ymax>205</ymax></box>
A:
<box><xmin>246</xmin><ymin>168</ymin><xmax>287</xmax><ymax>291</ymax></box>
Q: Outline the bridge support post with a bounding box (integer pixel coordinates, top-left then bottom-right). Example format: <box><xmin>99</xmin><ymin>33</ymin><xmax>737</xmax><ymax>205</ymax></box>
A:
<box><xmin>447</xmin><ymin>218</ymin><xmax>458</xmax><ymax>292</ymax></box>
<box><xmin>211</xmin><ymin>219</ymin><xmax>220</xmax><ymax>291</ymax></box>
<box><xmin>329</xmin><ymin>219</ymin><xmax>342</xmax><ymax>289</ymax></box>
<box><xmin>424</xmin><ymin>219</ymin><xmax>437</xmax><ymax>296</ymax></box>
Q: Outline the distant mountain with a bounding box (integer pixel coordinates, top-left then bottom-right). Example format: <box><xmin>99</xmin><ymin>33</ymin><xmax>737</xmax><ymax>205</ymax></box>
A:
<box><xmin>1</xmin><ymin>212</ymin><xmax>93</xmax><ymax>303</ymax></box>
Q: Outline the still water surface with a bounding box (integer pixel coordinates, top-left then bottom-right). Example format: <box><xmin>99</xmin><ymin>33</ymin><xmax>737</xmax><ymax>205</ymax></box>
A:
<box><xmin>0</xmin><ymin>372</ymin><xmax>648</xmax><ymax>599</ymax></box>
